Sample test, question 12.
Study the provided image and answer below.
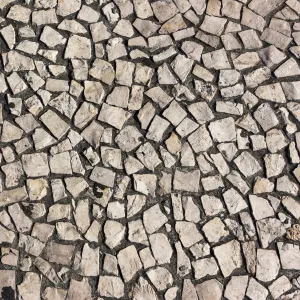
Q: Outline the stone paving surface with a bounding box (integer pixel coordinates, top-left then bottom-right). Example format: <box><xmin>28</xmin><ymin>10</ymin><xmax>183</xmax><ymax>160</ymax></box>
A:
<box><xmin>0</xmin><ymin>0</ymin><xmax>300</xmax><ymax>299</ymax></box>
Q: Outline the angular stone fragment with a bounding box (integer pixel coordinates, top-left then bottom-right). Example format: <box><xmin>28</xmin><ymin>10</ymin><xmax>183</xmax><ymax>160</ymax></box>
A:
<box><xmin>182</xmin><ymin>196</ymin><xmax>200</xmax><ymax>222</ymax></box>
<box><xmin>256</xmin><ymin>249</ymin><xmax>280</xmax><ymax>282</ymax></box>
<box><xmin>246</xmin><ymin>278</ymin><xmax>268</xmax><ymax>300</ymax></box>
<box><xmin>261</xmin><ymin>28</ymin><xmax>292</xmax><ymax>50</ymax></box>
<box><xmin>200</xmin><ymin>15</ymin><xmax>227</xmax><ymax>36</ymax></box>
<box><xmin>43</xmin><ymin>288</ymin><xmax>67</xmax><ymax>300</ymax></box>
<box><xmin>257</xmin><ymin>218</ymin><xmax>285</xmax><ymax>248</ymax></box>
<box><xmin>253</xmin><ymin>103</ymin><xmax>278</xmax><ymax>131</ymax></box>
<box><xmin>159</xmin><ymin>14</ymin><xmax>187</xmax><ymax>34</ymax></box>
<box><xmin>195</xmin><ymin>30</ymin><xmax>219</xmax><ymax>48</ymax></box>
<box><xmin>133</xmin><ymin>18</ymin><xmax>160</xmax><ymax>38</ymax></box>
<box><xmin>234</xmin><ymin>152</ymin><xmax>261</xmax><ymax>177</ymax></box>
<box><xmin>151</xmin><ymin>0</ymin><xmax>178</xmax><ymax>23</ymax></box>
<box><xmin>0</xmin><ymin>25</ymin><xmax>16</xmax><ymax>49</ymax></box>
<box><xmin>269</xmin><ymin>276</ymin><xmax>292</xmax><ymax>299</ymax></box>
<box><xmin>143</xmin><ymin>204</ymin><xmax>168</xmax><ymax>234</ymax></box>
<box><xmin>192</xmin><ymin>257</ymin><xmax>219</xmax><ymax>279</ymax></box>
<box><xmin>282</xmin><ymin>81</ymin><xmax>300</xmax><ymax>100</ymax></box>
<box><xmin>202</xmin><ymin>217</ymin><xmax>229</xmax><ymax>243</ymax></box>
<box><xmin>277</xmin><ymin>175</ymin><xmax>298</xmax><ymax>196</ymax></box>
<box><xmin>147</xmin><ymin>267</ymin><xmax>173</xmax><ymax>291</ymax></box>
<box><xmin>58</xmin><ymin>19</ymin><xmax>86</xmax><ymax>34</ymax></box>
<box><xmin>66</xmin><ymin>278</ymin><xmax>92</xmax><ymax>300</ymax></box>
<box><xmin>19</xmin><ymin>234</ymin><xmax>45</xmax><ymax>257</ymax></box>
<box><xmin>133</xmin><ymin>174</ymin><xmax>157</xmax><ymax>196</ymax></box>
<box><xmin>209</xmin><ymin>117</ymin><xmax>236</xmax><ymax>142</ymax></box>
<box><xmin>255</xmin><ymin>83</ymin><xmax>286</xmax><ymax>103</ymax></box>
<box><xmin>241</xmin><ymin>7</ymin><xmax>266</xmax><ymax>32</ymax></box>
<box><xmin>104</xmin><ymin>220</ymin><xmax>125</xmax><ymax>249</ymax></box>
<box><xmin>98</xmin><ymin>103</ymin><xmax>131</xmax><ymax>130</ymax></box>
<box><xmin>31</xmin><ymin>223</ymin><xmax>54</xmax><ymax>243</ymax></box>
<box><xmin>196</xmin><ymin>279</ymin><xmax>223</xmax><ymax>300</ymax></box>
<box><xmin>201</xmin><ymin>174</ymin><xmax>224</xmax><ymax>191</ymax></box>
<box><xmin>133</xmin><ymin>0</ymin><xmax>153</xmax><ymax>19</ymax></box>
<box><xmin>264</xmin><ymin>153</ymin><xmax>285</xmax><ymax>178</ymax></box>
<box><xmin>7</xmin><ymin>72</ymin><xmax>28</xmax><ymax>95</ymax></box>
<box><xmin>98</xmin><ymin>276</ymin><xmax>124</xmax><ymax>298</ymax></box>
<box><xmin>175</xmin><ymin>221</ymin><xmax>203</xmax><ymax>248</ymax></box>
<box><xmin>40</xmin><ymin>26</ymin><xmax>66</xmax><ymax>47</ymax></box>
<box><xmin>194</xmin><ymin>80</ymin><xmax>217</xmax><ymax>101</ymax></box>
<box><xmin>216</xmin><ymin>101</ymin><xmax>243</xmax><ymax>116</ymax></box>
<box><xmin>8</xmin><ymin>203</ymin><xmax>32</xmax><ymax>233</ymax></box>
<box><xmin>239</xmin><ymin>29</ymin><xmax>263</xmax><ymax>49</ymax></box>
<box><xmin>278</xmin><ymin>242</ymin><xmax>300</xmax><ymax>271</ymax></box>
<box><xmin>202</xmin><ymin>48</ymin><xmax>230</xmax><ymax>70</ymax></box>
<box><xmin>201</xmin><ymin>195</ymin><xmax>224</xmax><ymax>216</ymax></box>
<box><xmin>223</xmin><ymin>188</ymin><xmax>247</xmax><ymax>214</ymax></box>
<box><xmin>233</xmin><ymin>52</ymin><xmax>261</xmax><ymax>71</ymax></box>
<box><xmin>81</xmin><ymin>121</ymin><xmax>104</xmax><ymax>149</ymax></box>
<box><xmin>225</xmin><ymin>276</ymin><xmax>248</xmax><ymax>300</ymax></box>
<box><xmin>40</xmin><ymin>110</ymin><xmax>70</xmax><ymax>140</ymax></box>
<box><xmin>175</xmin><ymin>241</ymin><xmax>191</xmax><ymax>276</ymax></box>
<box><xmin>259</xmin><ymin>45</ymin><xmax>286</xmax><ymax>69</ymax></box>
<box><xmin>1</xmin><ymin>247</ymin><xmax>19</xmax><ymax>266</ymax></box>
<box><xmin>173</xmin><ymin>169</ymin><xmax>200</xmax><ymax>192</ymax></box>
<box><xmin>78</xmin><ymin>244</ymin><xmax>99</xmax><ymax>276</ymax></box>
<box><xmin>244</xmin><ymin>67</ymin><xmax>271</xmax><ymax>89</ymax></box>
<box><xmin>146</xmin><ymin>116</ymin><xmax>169</xmax><ymax>142</ymax></box>
<box><xmin>3</xmin><ymin>51</ymin><xmax>35</xmax><ymax>72</ymax></box>
<box><xmin>165</xmin><ymin>133</ymin><xmax>180</xmax><ymax>158</ymax></box>
<box><xmin>266</xmin><ymin>129</ymin><xmax>288</xmax><ymax>153</ymax></box>
<box><xmin>90</xmin><ymin>166</ymin><xmax>115</xmax><ymax>188</ymax></box>
<box><xmin>57</xmin><ymin>0</ymin><xmax>81</xmax><ymax>16</ymax></box>
<box><xmin>136</xmin><ymin>143</ymin><xmax>161</xmax><ymax>171</ymax></box>
<box><xmin>22</xmin><ymin>153</ymin><xmax>49</xmax><ymax>178</ymax></box>
<box><xmin>128</xmin><ymin>219</ymin><xmax>148</xmax><ymax>245</ymax></box>
<box><xmin>56</xmin><ymin>222</ymin><xmax>82</xmax><ymax>241</ymax></box>
<box><xmin>213</xmin><ymin>240</ymin><xmax>243</xmax><ymax>277</ymax></box>
<box><xmin>0</xmin><ymin>224</ymin><xmax>16</xmax><ymax>244</ymax></box>
<box><xmin>48</xmin><ymin>92</ymin><xmax>77</xmax><ymax>119</ymax></box>
<box><xmin>149</xmin><ymin>233</ymin><xmax>173</xmax><ymax>264</ymax></box>
<box><xmin>44</xmin><ymin>242</ymin><xmax>74</xmax><ymax>266</ymax></box>
<box><xmin>221</xmin><ymin>83</ymin><xmax>244</xmax><ymax>98</ymax></box>
<box><xmin>171</xmin><ymin>54</ymin><xmax>193</xmax><ymax>82</ymax></box>
<box><xmin>74</xmin><ymin>102</ymin><xmax>98</xmax><ymax>129</ymax></box>
<box><xmin>15</xmin><ymin>114</ymin><xmax>39</xmax><ymax>134</ymax></box>
<box><xmin>84</xmin><ymin>81</ymin><xmax>105</xmax><ymax>105</ymax></box>
<box><xmin>118</xmin><ymin>245</ymin><xmax>142</xmax><ymax>282</ymax></box>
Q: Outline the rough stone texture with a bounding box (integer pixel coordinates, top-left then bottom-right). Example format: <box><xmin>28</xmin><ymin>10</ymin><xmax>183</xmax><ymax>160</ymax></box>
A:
<box><xmin>0</xmin><ymin>0</ymin><xmax>299</xmax><ymax>299</ymax></box>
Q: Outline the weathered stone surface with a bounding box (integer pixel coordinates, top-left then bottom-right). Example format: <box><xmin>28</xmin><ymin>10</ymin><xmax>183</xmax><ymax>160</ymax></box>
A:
<box><xmin>173</xmin><ymin>169</ymin><xmax>200</xmax><ymax>192</ymax></box>
<box><xmin>209</xmin><ymin>117</ymin><xmax>236</xmax><ymax>142</ymax></box>
<box><xmin>256</xmin><ymin>249</ymin><xmax>280</xmax><ymax>282</ymax></box>
<box><xmin>269</xmin><ymin>275</ymin><xmax>292</xmax><ymax>299</ymax></box>
<box><xmin>246</xmin><ymin>278</ymin><xmax>268</xmax><ymax>300</ymax></box>
<box><xmin>196</xmin><ymin>279</ymin><xmax>223</xmax><ymax>300</ymax></box>
<box><xmin>98</xmin><ymin>276</ymin><xmax>124</xmax><ymax>298</ymax></box>
<box><xmin>147</xmin><ymin>267</ymin><xmax>173</xmax><ymax>291</ymax></box>
<box><xmin>118</xmin><ymin>245</ymin><xmax>142</xmax><ymax>282</ymax></box>
<box><xmin>224</xmin><ymin>276</ymin><xmax>248</xmax><ymax>300</ymax></box>
<box><xmin>213</xmin><ymin>240</ymin><xmax>243</xmax><ymax>277</ymax></box>
<box><xmin>22</xmin><ymin>153</ymin><xmax>49</xmax><ymax>177</ymax></box>
<box><xmin>257</xmin><ymin>218</ymin><xmax>286</xmax><ymax>248</ymax></box>
<box><xmin>0</xmin><ymin>2</ymin><xmax>298</xmax><ymax>298</ymax></box>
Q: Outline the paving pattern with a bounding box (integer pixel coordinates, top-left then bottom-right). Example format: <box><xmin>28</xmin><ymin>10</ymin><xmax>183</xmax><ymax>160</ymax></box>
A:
<box><xmin>1</xmin><ymin>0</ymin><xmax>300</xmax><ymax>299</ymax></box>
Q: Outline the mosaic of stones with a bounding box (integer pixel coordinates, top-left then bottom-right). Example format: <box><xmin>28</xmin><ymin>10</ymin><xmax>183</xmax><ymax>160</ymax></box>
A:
<box><xmin>1</xmin><ymin>0</ymin><xmax>300</xmax><ymax>299</ymax></box>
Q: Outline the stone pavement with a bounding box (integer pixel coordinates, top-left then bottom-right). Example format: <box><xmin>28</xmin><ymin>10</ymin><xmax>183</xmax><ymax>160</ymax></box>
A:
<box><xmin>0</xmin><ymin>0</ymin><xmax>300</xmax><ymax>299</ymax></box>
